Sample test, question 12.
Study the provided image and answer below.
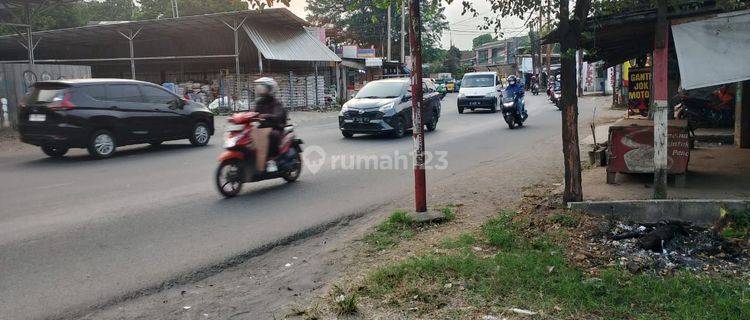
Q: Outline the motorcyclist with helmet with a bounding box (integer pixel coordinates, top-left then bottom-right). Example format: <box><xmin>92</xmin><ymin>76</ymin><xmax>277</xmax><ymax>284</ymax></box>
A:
<box><xmin>252</xmin><ymin>77</ymin><xmax>287</xmax><ymax>173</ymax></box>
<box><xmin>505</xmin><ymin>75</ymin><xmax>526</xmax><ymax>118</ymax></box>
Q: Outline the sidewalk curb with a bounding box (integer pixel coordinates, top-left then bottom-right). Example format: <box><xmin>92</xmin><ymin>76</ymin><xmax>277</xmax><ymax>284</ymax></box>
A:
<box><xmin>568</xmin><ymin>199</ymin><xmax>750</xmax><ymax>226</ymax></box>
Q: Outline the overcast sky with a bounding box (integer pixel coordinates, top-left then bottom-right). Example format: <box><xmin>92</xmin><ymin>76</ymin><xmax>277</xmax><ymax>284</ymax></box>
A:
<box><xmin>273</xmin><ymin>0</ymin><xmax>529</xmax><ymax>51</ymax></box>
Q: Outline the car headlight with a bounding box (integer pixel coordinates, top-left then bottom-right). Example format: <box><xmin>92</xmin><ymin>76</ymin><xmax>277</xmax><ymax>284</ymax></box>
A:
<box><xmin>503</xmin><ymin>101</ymin><xmax>515</xmax><ymax>107</ymax></box>
<box><xmin>378</xmin><ymin>102</ymin><xmax>395</xmax><ymax>113</ymax></box>
<box><xmin>458</xmin><ymin>93</ymin><xmax>465</xmax><ymax>98</ymax></box>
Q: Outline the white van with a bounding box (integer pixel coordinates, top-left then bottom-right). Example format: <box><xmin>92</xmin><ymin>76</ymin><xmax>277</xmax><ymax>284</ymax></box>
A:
<box><xmin>457</xmin><ymin>72</ymin><xmax>502</xmax><ymax>113</ymax></box>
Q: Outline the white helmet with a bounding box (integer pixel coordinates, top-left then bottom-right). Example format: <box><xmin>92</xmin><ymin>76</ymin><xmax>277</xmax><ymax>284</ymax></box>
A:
<box><xmin>254</xmin><ymin>77</ymin><xmax>278</xmax><ymax>97</ymax></box>
<box><xmin>556</xmin><ymin>74</ymin><xmax>561</xmax><ymax>81</ymax></box>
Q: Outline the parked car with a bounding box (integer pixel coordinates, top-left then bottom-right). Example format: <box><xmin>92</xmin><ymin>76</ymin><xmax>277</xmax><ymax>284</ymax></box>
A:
<box><xmin>338</xmin><ymin>78</ymin><xmax>441</xmax><ymax>138</ymax></box>
<box><xmin>19</xmin><ymin>79</ymin><xmax>215</xmax><ymax>159</ymax></box>
<box><xmin>457</xmin><ymin>72</ymin><xmax>502</xmax><ymax>113</ymax></box>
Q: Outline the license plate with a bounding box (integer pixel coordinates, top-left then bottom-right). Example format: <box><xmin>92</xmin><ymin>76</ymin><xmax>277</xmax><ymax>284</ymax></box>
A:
<box><xmin>354</xmin><ymin>117</ymin><xmax>370</xmax><ymax>123</ymax></box>
<box><xmin>470</xmin><ymin>102</ymin><xmax>480</xmax><ymax>106</ymax></box>
<box><xmin>29</xmin><ymin>114</ymin><xmax>46</xmax><ymax>122</ymax></box>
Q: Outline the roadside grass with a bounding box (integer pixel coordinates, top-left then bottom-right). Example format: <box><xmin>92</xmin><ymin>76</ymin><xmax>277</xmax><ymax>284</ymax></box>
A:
<box><xmin>548</xmin><ymin>212</ymin><xmax>580</xmax><ymax>228</ymax></box>
<box><xmin>330</xmin><ymin>285</ymin><xmax>358</xmax><ymax>315</ymax></box>
<box><xmin>363</xmin><ymin>208</ymin><xmax>456</xmax><ymax>250</ymax></box>
<box><xmin>364</xmin><ymin>211</ymin><xmax>750</xmax><ymax>319</ymax></box>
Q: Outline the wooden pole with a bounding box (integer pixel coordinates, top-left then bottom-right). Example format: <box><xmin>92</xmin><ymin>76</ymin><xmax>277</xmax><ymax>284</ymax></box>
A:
<box><xmin>408</xmin><ymin>0</ymin><xmax>426</xmax><ymax>213</ymax></box>
<box><xmin>652</xmin><ymin>1</ymin><xmax>669</xmax><ymax>199</ymax></box>
<box><xmin>559</xmin><ymin>0</ymin><xmax>590</xmax><ymax>204</ymax></box>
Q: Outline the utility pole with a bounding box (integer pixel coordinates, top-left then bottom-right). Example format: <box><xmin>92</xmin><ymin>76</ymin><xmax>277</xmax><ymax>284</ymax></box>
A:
<box><xmin>400</xmin><ymin>0</ymin><xmax>406</xmax><ymax>63</ymax></box>
<box><xmin>652</xmin><ymin>0</ymin><xmax>669</xmax><ymax>199</ymax></box>
<box><xmin>408</xmin><ymin>0</ymin><xmax>426</xmax><ymax>213</ymax></box>
<box><xmin>387</xmin><ymin>4</ymin><xmax>392</xmax><ymax>61</ymax></box>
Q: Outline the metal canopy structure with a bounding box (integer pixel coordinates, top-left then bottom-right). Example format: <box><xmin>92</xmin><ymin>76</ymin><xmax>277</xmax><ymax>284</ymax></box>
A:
<box><xmin>0</xmin><ymin>8</ymin><xmax>339</xmax><ymax>79</ymax></box>
<box><xmin>0</xmin><ymin>0</ymin><xmax>79</xmax><ymax>66</ymax></box>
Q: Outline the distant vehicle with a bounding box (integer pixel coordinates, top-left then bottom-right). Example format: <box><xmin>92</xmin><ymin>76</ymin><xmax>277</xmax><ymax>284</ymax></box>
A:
<box><xmin>457</xmin><ymin>72</ymin><xmax>502</xmax><ymax>113</ymax></box>
<box><xmin>435</xmin><ymin>82</ymin><xmax>447</xmax><ymax>97</ymax></box>
<box><xmin>426</xmin><ymin>78</ymin><xmax>446</xmax><ymax>99</ymax></box>
<box><xmin>338</xmin><ymin>78</ymin><xmax>441</xmax><ymax>138</ymax></box>
<box><xmin>19</xmin><ymin>79</ymin><xmax>214</xmax><ymax>159</ymax></box>
<box><xmin>445</xmin><ymin>79</ymin><xmax>457</xmax><ymax>92</ymax></box>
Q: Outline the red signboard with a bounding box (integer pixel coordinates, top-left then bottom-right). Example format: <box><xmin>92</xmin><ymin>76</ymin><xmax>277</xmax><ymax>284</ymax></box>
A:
<box><xmin>607</xmin><ymin>119</ymin><xmax>690</xmax><ymax>175</ymax></box>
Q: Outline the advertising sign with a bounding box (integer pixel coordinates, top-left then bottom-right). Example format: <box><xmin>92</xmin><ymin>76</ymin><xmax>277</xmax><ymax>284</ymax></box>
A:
<box><xmin>365</xmin><ymin>58</ymin><xmax>383</xmax><ymax>67</ymax></box>
<box><xmin>628</xmin><ymin>67</ymin><xmax>651</xmax><ymax>116</ymax></box>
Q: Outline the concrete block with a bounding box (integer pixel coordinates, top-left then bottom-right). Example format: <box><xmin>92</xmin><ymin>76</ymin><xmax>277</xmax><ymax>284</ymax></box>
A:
<box><xmin>568</xmin><ymin>199</ymin><xmax>750</xmax><ymax>226</ymax></box>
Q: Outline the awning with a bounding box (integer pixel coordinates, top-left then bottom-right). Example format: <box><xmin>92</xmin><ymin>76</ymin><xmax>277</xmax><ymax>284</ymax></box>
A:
<box><xmin>672</xmin><ymin>10</ymin><xmax>750</xmax><ymax>89</ymax></box>
<box><xmin>243</xmin><ymin>20</ymin><xmax>341</xmax><ymax>62</ymax></box>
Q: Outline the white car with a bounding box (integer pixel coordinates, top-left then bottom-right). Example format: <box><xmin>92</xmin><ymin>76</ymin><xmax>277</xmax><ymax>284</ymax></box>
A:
<box><xmin>457</xmin><ymin>72</ymin><xmax>503</xmax><ymax>113</ymax></box>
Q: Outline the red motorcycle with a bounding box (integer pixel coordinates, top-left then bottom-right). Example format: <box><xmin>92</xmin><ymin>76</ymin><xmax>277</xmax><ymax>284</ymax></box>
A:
<box><xmin>215</xmin><ymin>112</ymin><xmax>303</xmax><ymax>197</ymax></box>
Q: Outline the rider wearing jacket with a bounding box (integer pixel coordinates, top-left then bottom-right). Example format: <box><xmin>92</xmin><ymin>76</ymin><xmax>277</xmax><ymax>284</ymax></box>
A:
<box><xmin>505</xmin><ymin>75</ymin><xmax>526</xmax><ymax>117</ymax></box>
<box><xmin>253</xmin><ymin>77</ymin><xmax>287</xmax><ymax>172</ymax></box>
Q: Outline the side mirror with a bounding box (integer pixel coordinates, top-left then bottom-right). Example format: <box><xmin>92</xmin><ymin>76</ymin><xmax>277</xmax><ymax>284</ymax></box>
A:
<box><xmin>402</xmin><ymin>95</ymin><xmax>412</xmax><ymax>102</ymax></box>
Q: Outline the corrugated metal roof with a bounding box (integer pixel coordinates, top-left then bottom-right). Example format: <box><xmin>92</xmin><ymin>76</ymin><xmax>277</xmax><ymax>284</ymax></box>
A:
<box><xmin>243</xmin><ymin>20</ymin><xmax>341</xmax><ymax>62</ymax></box>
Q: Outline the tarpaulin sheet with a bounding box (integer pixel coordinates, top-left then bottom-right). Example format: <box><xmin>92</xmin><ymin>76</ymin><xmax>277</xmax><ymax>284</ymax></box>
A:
<box><xmin>672</xmin><ymin>10</ymin><xmax>750</xmax><ymax>90</ymax></box>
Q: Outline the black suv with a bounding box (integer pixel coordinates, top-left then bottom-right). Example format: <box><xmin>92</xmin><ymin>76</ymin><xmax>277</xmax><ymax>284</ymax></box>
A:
<box><xmin>19</xmin><ymin>79</ymin><xmax>214</xmax><ymax>158</ymax></box>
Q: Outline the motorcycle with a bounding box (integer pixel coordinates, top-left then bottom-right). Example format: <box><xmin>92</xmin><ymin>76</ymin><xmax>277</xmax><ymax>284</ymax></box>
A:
<box><xmin>553</xmin><ymin>89</ymin><xmax>563</xmax><ymax>110</ymax></box>
<box><xmin>215</xmin><ymin>112</ymin><xmax>304</xmax><ymax>197</ymax></box>
<box><xmin>501</xmin><ymin>92</ymin><xmax>527</xmax><ymax>129</ymax></box>
<box><xmin>531</xmin><ymin>83</ymin><xmax>540</xmax><ymax>95</ymax></box>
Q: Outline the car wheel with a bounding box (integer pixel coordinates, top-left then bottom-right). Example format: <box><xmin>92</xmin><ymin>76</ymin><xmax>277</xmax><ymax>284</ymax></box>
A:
<box><xmin>391</xmin><ymin>117</ymin><xmax>406</xmax><ymax>138</ymax></box>
<box><xmin>189</xmin><ymin>122</ymin><xmax>210</xmax><ymax>146</ymax></box>
<box><xmin>426</xmin><ymin>115</ymin><xmax>438</xmax><ymax>131</ymax></box>
<box><xmin>341</xmin><ymin>130</ymin><xmax>354</xmax><ymax>138</ymax></box>
<box><xmin>88</xmin><ymin>130</ymin><xmax>116</xmax><ymax>159</ymax></box>
<box><xmin>41</xmin><ymin>145</ymin><xmax>68</xmax><ymax>158</ymax></box>
<box><xmin>458</xmin><ymin>107</ymin><xmax>464</xmax><ymax>114</ymax></box>
<box><xmin>216</xmin><ymin>160</ymin><xmax>243</xmax><ymax>197</ymax></box>
<box><xmin>282</xmin><ymin>152</ymin><xmax>303</xmax><ymax>182</ymax></box>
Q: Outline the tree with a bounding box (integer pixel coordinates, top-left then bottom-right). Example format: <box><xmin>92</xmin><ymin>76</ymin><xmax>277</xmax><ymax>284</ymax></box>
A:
<box><xmin>138</xmin><ymin>0</ymin><xmax>249</xmax><ymax>19</ymax></box>
<box><xmin>472</xmin><ymin>33</ymin><xmax>495</xmax><ymax>49</ymax></box>
<box><xmin>445</xmin><ymin>45</ymin><xmax>461</xmax><ymax>75</ymax></box>
<box><xmin>306</xmin><ymin>0</ymin><xmax>448</xmax><ymax>63</ymax></box>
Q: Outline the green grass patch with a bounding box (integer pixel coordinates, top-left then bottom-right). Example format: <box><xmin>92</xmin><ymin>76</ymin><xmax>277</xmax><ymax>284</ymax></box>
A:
<box><xmin>365</xmin><ymin>212</ymin><xmax>750</xmax><ymax>319</ymax></box>
<box><xmin>483</xmin><ymin>211</ymin><xmax>518</xmax><ymax>250</ymax></box>
<box><xmin>441</xmin><ymin>206</ymin><xmax>456</xmax><ymax>221</ymax></box>
<box><xmin>330</xmin><ymin>285</ymin><xmax>358</xmax><ymax>315</ymax></box>
<box><xmin>363</xmin><ymin>210</ymin><xmax>416</xmax><ymax>250</ymax></box>
<box><xmin>721</xmin><ymin>208</ymin><xmax>750</xmax><ymax>240</ymax></box>
<box><xmin>441</xmin><ymin>233</ymin><xmax>477</xmax><ymax>249</ymax></box>
<box><xmin>549</xmin><ymin>212</ymin><xmax>580</xmax><ymax>228</ymax></box>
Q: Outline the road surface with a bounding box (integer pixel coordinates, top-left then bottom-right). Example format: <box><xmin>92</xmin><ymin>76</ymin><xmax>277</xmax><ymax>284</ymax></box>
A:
<box><xmin>0</xmin><ymin>93</ymin><xmax>589</xmax><ymax>319</ymax></box>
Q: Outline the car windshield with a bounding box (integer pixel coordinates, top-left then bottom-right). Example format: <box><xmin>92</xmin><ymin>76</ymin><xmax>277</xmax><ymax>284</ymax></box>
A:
<box><xmin>355</xmin><ymin>81</ymin><xmax>404</xmax><ymax>99</ymax></box>
<box><xmin>462</xmin><ymin>75</ymin><xmax>494</xmax><ymax>88</ymax></box>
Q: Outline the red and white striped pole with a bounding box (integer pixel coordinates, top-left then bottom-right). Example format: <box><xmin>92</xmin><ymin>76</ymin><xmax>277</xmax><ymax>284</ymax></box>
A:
<box><xmin>408</xmin><ymin>0</ymin><xmax>426</xmax><ymax>212</ymax></box>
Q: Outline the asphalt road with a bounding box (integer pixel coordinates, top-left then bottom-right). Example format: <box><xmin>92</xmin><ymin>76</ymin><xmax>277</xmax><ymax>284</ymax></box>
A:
<box><xmin>0</xmin><ymin>93</ymin><xmax>589</xmax><ymax>319</ymax></box>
